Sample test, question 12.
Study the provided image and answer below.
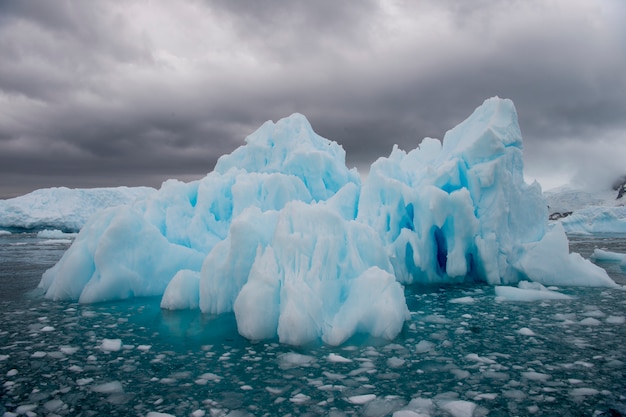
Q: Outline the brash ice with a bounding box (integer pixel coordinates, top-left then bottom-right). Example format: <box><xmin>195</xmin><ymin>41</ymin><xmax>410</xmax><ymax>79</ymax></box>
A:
<box><xmin>38</xmin><ymin>98</ymin><xmax>615</xmax><ymax>346</ymax></box>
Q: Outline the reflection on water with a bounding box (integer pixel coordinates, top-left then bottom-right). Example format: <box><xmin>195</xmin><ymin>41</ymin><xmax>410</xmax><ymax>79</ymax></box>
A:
<box><xmin>1</xmin><ymin>233</ymin><xmax>625</xmax><ymax>416</ymax></box>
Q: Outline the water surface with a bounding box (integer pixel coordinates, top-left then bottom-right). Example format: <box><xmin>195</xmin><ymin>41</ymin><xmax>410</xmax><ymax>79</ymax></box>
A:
<box><xmin>1</xmin><ymin>233</ymin><xmax>625</xmax><ymax>416</ymax></box>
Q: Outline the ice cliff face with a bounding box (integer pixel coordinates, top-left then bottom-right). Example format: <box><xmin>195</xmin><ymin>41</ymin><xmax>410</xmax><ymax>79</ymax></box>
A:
<box><xmin>38</xmin><ymin>97</ymin><xmax>615</xmax><ymax>346</ymax></box>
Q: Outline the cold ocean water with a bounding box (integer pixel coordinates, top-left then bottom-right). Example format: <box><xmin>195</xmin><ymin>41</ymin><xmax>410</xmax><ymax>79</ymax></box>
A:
<box><xmin>0</xmin><ymin>233</ymin><xmax>625</xmax><ymax>417</ymax></box>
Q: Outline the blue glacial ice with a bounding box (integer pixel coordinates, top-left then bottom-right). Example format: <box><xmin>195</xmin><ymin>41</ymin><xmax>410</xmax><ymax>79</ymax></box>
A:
<box><xmin>38</xmin><ymin>97</ymin><xmax>616</xmax><ymax>346</ymax></box>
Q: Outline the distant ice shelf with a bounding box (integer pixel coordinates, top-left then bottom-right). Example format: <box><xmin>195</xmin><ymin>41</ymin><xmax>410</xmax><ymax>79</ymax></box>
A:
<box><xmin>37</xmin><ymin>97</ymin><xmax>616</xmax><ymax>346</ymax></box>
<box><xmin>0</xmin><ymin>186</ymin><xmax>156</xmax><ymax>232</ymax></box>
<box><xmin>545</xmin><ymin>185</ymin><xmax>626</xmax><ymax>234</ymax></box>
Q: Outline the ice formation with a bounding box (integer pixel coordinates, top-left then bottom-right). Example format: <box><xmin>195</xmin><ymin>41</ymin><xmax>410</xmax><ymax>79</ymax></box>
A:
<box><xmin>559</xmin><ymin>206</ymin><xmax>626</xmax><ymax>234</ymax></box>
<box><xmin>545</xmin><ymin>186</ymin><xmax>626</xmax><ymax>234</ymax></box>
<box><xmin>0</xmin><ymin>186</ymin><xmax>155</xmax><ymax>232</ymax></box>
<box><xmin>38</xmin><ymin>97</ymin><xmax>615</xmax><ymax>346</ymax></box>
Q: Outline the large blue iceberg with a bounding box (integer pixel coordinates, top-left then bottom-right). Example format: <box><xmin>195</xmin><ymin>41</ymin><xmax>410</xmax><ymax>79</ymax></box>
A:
<box><xmin>39</xmin><ymin>97</ymin><xmax>615</xmax><ymax>346</ymax></box>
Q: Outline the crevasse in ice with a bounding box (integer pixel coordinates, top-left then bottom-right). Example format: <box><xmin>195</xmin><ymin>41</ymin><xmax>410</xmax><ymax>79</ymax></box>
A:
<box><xmin>38</xmin><ymin>97</ymin><xmax>615</xmax><ymax>345</ymax></box>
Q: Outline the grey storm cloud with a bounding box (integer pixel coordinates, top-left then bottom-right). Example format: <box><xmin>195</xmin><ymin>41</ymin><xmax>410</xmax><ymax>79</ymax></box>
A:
<box><xmin>0</xmin><ymin>0</ymin><xmax>625</xmax><ymax>198</ymax></box>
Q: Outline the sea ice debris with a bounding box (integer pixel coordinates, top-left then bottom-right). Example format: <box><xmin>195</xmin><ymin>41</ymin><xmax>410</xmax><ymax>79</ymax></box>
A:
<box><xmin>439</xmin><ymin>400</ymin><xmax>477</xmax><ymax>417</ymax></box>
<box><xmin>91</xmin><ymin>381</ymin><xmax>124</xmax><ymax>394</ymax></box>
<box><xmin>328</xmin><ymin>353</ymin><xmax>353</xmax><ymax>363</ymax></box>
<box><xmin>517</xmin><ymin>327</ymin><xmax>536</xmax><ymax>336</ymax></box>
<box><xmin>450</xmin><ymin>296</ymin><xmax>475</xmax><ymax>304</ymax></box>
<box><xmin>347</xmin><ymin>394</ymin><xmax>376</xmax><ymax>404</ymax></box>
<box><xmin>100</xmin><ymin>338</ymin><xmax>122</xmax><ymax>352</ymax></box>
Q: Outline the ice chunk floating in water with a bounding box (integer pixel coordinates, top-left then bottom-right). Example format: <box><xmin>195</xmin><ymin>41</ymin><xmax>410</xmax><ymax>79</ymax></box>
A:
<box><xmin>39</xmin><ymin>97</ymin><xmax>615</xmax><ymax>345</ymax></box>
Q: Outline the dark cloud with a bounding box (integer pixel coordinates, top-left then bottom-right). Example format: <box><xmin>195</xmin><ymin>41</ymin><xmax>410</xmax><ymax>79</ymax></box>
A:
<box><xmin>0</xmin><ymin>0</ymin><xmax>625</xmax><ymax>198</ymax></box>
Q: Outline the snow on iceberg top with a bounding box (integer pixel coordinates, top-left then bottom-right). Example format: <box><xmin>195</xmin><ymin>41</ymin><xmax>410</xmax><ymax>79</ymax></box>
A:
<box><xmin>38</xmin><ymin>97</ymin><xmax>616</xmax><ymax>346</ymax></box>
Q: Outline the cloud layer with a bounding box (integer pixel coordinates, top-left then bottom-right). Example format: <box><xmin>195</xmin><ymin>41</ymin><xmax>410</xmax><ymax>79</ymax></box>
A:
<box><xmin>1</xmin><ymin>0</ymin><xmax>625</xmax><ymax>197</ymax></box>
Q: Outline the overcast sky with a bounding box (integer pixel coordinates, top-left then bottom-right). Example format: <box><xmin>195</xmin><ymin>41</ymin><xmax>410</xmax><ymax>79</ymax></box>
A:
<box><xmin>1</xmin><ymin>0</ymin><xmax>625</xmax><ymax>198</ymax></box>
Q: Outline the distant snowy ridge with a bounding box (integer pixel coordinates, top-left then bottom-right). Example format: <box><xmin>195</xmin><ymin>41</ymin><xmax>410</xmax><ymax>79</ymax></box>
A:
<box><xmin>0</xmin><ymin>186</ymin><xmax>156</xmax><ymax>232</ymax></box>
<box><xmin>545</xmin><ymin>183</ymin><xmax>626</xmax><ymax>234</ymax></box>
<box><xmin>39</xmin><ymin>98</ymin><xmax>615</xmax><ymax>346</ymax></box>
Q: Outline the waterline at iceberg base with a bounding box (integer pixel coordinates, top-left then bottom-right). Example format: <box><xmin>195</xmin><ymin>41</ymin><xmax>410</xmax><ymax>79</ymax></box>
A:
<box><xmin>38</xmin><ymin>97</ymin><xmax>616</xmax><ymax>346</ymax></box>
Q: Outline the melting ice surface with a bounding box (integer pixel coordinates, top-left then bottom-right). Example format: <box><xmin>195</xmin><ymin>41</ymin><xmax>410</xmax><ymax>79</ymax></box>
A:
<box><xmin>37</xmin><ymin>97</ymin><xmax>616</xmax><ymax>346</ymax></box>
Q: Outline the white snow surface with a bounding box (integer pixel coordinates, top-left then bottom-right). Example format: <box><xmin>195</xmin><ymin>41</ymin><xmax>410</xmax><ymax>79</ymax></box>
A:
<box><xmin>38</xmin><ymin>97</ymin><xmax>615</xmax><ymax>346</ymax></box>
<box><xmin>0</xmin><ymin>186</ymin><xmax>155</xmax><ymax>232</ymax></box>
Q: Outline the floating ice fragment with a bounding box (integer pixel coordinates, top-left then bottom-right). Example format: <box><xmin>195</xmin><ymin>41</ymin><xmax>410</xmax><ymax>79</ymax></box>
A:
<box><xmin>137</xmin><ymin>344</ymin><xmax>152</xmax><ymax>351</ymax></box>
<box><xmin>147</xmin><ymin>413</ymin><xmax>176</xmax><ymax>417</ymax></box>
<box><xmin>91</xmin><ymin>381</ymin><xmax>124</xmax><ymax>393</ymax></box>
<box><xmin>495</xmin><ymin>282</ymin><xmax>571</xmax><ymax>302</ymax></box>
<box><xmin>387</xmin><ymin>357</ymin><xmax>406</xmax><ymax>368</ymax></box>
<box><xmin>591</xmin><ymin>249</ymin><xmax>625</xmax><ymax>262</ymax></box>
<box><xmin>197</xmin><ymin>373</ymin><xmax>221</xmax><ymax>383</ymax></box>
<box><xmin>43</xmin><ymin>399</ymin><xmax>64</xmax><ymax>412</ymax></box>
<box><xmin>582</xmin><ymin>310</ymin><xmax>606</xmax><ymax>318</ymax></box>
<box><xmin>606</xmin><ymin>315</ymin><xmax>625</xmax><ymax>324</ymax></box>
<box><xmin>517</xmin><ymin>327</ymin><xmax>536</xmax><ymax>336</ymax></box>
<box><xmin>6</xmin><ymin>369</ymin><xmax>17</xmax><ymax>377</ymax></box>
<box><xmin>570</xmin><ymin>388</ymin><xmax>599</xmax><ymax>396</ymax></box>
<box><xmin>327</xmin><ymin>353</ymin><xmax>353</xmax><ymax>363</ymax></box>
<box><xmin>527</xmin><ymin>405</ymin><xmax>540</xmax><ymax>414</ymax></box>
<box><xmin>522</xmin><ymin>371</ymin><xmax>551</xmax><ymax>381</ymax></box>
<box><xmin>60</xmin><ymin>346</ymin><xmax>78</xmax><ymax>354</ymax></box>
<box><xmin>450</xmin><ymin>296</ymin><xmax>474</xmax><ymax>304</ymax></box>
<box><xmin>392</xmin><ymin>411</ymin><xmax>426</xmax><ymax>417</ymax></box>
<box><xmin>503</xmin><ymin>389</ymin><xmax>526</xmax><ymax>400</ymax></box>
<box><xmin>473</xmin><ymin>393</ymin><xmax>498</xmax><ymax>400</ymax></box>
<box><xmin>15</xmin><ymin>404</ymin><xmax>37</xmax><ymax>414</ymax></box>
<box><xmin>76</xmin><ymin>378</ymin><xmax>94</xmax><ymax>386</ymax></box>
<box><xmin>40</xmin><ymin>326</ymin><xmax>55</xmax><ymax>332</ymax></box>
<box><xmin>279</xmin><ymin>352</ymin><xmax>315</xmax><ymax>369</ymax></box>
<box><xmin>31</xmin><ymin>351</ymin><xmax>46</xmax><ymax>358</ymax></box>
<box><xmin>289</xmin><ymin>393</ymin><xmax>311</xmax><ymax>404</ymax></box>
<box><xmin>191</xmin><ymin>410</ymin><xmax>206</xmax><ymax>417</ymax></box>
<box><xmin>439</xmin><ymin>400</ymin><xmax>477</xmax><ymax>417</ymax></box>
<box><xmin>465</xmin><ymin>353</ymin><xmax>496</xmax><ymax>364</ymax></box>
<box><xmin>451</xmin><ymin>369</ymin><xmax>470</xmax><ymax>379</ymax></box>
<box><xmin>100</xmin><ymin>338</ymin><xmax>122</xmax><ymax>351</ymax></box>
<box><xmin>347</xmin><ymin>394</ymin><xmax>376</xmax><ymax>405</ymax></box>
<box><xmin>579</xmin><ymin>318</ymin><xmax>601</xmax><ymax>326</ymax></box>
<box><xmin>415</xmin><ymin>340</ymin><xmax>435</xmax><ymax>353</ymax></box>
<box><xmin>0</xmin><ymin>354</ymin><xmax>8</xmax><ymax>360</ymax></box>
<box><xmin>423</xmin><ymin>315</ymin><xmax>451</xmax><ymax>324</ymax></box>
<box><xmin>265</xmin><ymin>386</ymin><xmax>286</xmax><ymax>395</ymax></box>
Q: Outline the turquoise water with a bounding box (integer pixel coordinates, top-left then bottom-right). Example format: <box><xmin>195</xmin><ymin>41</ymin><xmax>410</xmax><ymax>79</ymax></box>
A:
<box><xmin>1</xmin><ymin>233</ymin><xmax>625</xmax><ymax>416</ymax></box>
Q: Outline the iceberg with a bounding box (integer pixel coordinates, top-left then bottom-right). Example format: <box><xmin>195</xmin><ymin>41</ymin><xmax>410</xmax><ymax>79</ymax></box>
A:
<box><xmin>0</xmin><ymin>186</ymin><xmax>156</xmax><ymax>232</ymax></box>
<box><xmin>545</xmin><ymin>184</ymin><xmax>626</xmax><ymax>234</ymax></box>
<box><xmin>559</xmin><ymin>206</ymin><xmax>626</xmax><ymax>235</ymax></box>
<box><xmin>38</xmin><ymin>97</ymin><xmax>615</xmax><ymax>346</ymax></box>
